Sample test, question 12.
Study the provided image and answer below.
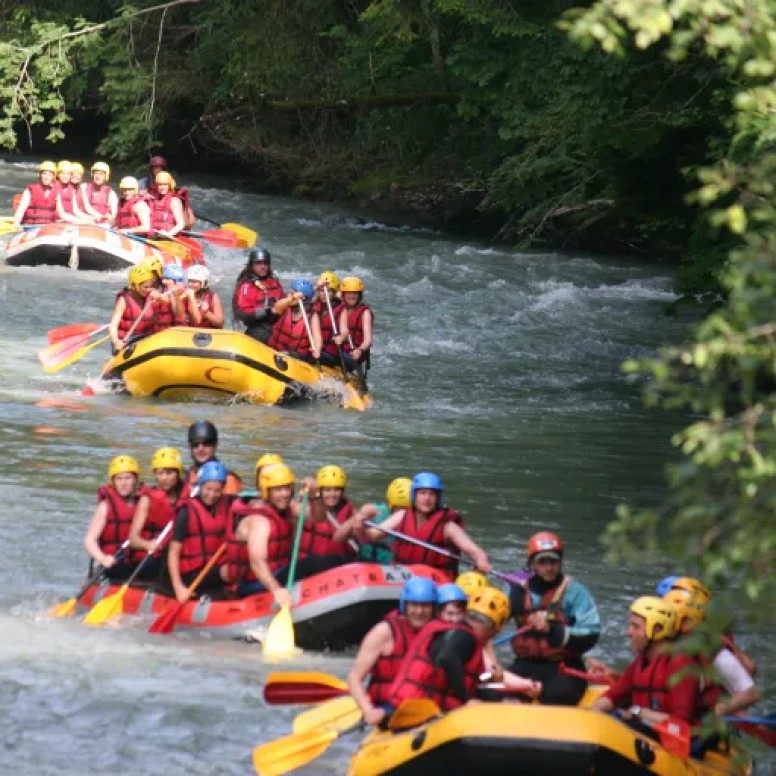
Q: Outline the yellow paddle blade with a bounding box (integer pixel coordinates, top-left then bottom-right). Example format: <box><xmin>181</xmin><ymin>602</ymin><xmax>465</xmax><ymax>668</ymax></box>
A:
<box><xmin>40</xmin><ymin>335</ymin><xmax>110</xmax><ymax>374</ymax></box>
<box><xmin>82</xmin><ymin>584</ymin><xmax>129</xmax><ymax>626</ymax></box>
<box><xmin>49</xmin><ymin>597</ymin><xmax>78</xmax><ymax>618</ymax></box>
<box><xmin>252</xmin><ymin>727</ymin><xmax>337</xmax><ymax>776</ymax></box>
<box><xmin>0</xmin><ymin>222</ymin><xmax>20</xmax><ymax>236</ymax></box>
<box><xmin>293</xmin><ymin>696</ymin><xmax>362</xmax><ymax>736</ymax></box>
<box><xmin>388</xmin><ymin>698</ymin><xmax>441</xmax><ymax>729</ymax></box>
<box><xmin>147</xmin><ymin>239</ymin><xmax>189</xmax><ymax>260</ymax></box>
<box><xmin>222</xmin><ymin>222</ymin><xmax>258</xmax><ymax>247</ymax></box>
<box><xmin>263</xmin><ymin>606</ymin><xmax>295</xmax><ymax>657</ymax></box>
<box><xmin>268</xmin><ymin>671</ymin><xmax>348</xmax><ymax>691</ymax></box>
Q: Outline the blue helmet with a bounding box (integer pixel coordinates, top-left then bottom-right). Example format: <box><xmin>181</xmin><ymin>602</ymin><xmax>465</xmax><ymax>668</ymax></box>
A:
<box><xmin>290</xmin><ymin>278</ymin><xmax>315</xmax><ymax>302</ymax></box>
<box><xmin>162</xmin><ymin>263</ymin><xmax>185</xmax><ymax>282</ymax></box>
<box><xmin>197</xmin><ymin>460</ymin><xmax>227</xmax><ymax>485</ymax></box>
<box><xmin>437</xmin><ymin>583</ymin><xmax>468</xmax><ymax>606</ymax></box>
<box><xmin>400</xmin><ymin>576</ymin><xmax>438</xmax><ymax>613</ymax></box>
<box><xmin>656</xmin><ymin>575</ymin><xmax>680</xmax><ymax>597</ymax></box>
<box><xmin>410</xmin><ymin>472</ymin><xmax>443</xmax><ymax>504</ymax></box>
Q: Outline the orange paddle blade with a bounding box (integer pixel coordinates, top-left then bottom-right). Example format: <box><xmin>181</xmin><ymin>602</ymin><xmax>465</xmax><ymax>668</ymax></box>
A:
<box><xmin>47</xmin><ymin>322</ymin><xmax>105</xmax><ymax>344</ymax></box>
<box><xmin>38</xmin><ymin>334</ymin><xmax>110</xmax><ymax>373</ymax></box>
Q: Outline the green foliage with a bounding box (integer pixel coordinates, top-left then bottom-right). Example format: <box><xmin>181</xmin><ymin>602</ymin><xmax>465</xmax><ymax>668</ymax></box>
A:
<box><xmin>568</xmin><ymin>0</ymin><xmax>776</xmax><ymax>607</ymax></box>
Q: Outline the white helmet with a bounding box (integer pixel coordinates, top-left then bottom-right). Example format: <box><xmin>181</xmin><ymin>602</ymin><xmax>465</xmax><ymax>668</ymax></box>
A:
<box><xmin>187</xmin><ymin>265</ymin><xmax>210</xmax><ymax>288</ymax></box>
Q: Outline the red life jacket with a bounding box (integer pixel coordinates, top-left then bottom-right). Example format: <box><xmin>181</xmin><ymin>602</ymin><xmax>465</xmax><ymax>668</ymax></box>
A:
<box><xmin>142</xmin><ymin>487</ymin><xmax>183</xmax><ymax>542</ymax></box>
<box><xmin>511</xmin><ymin>576</ymin><xmax>576</xmax><ymax>662</ymax></box>
<box><xmin>367</xmin><ymin>610</ymin><xmax>417</xmax><ymax>705</ymax></box>
<box><xmin>116</xmin><ymin>195</ymin><xmax>150</xmax><ymax>233</ymax></box>
<box><xmin>235</xmin><ymin>277</ymin><xmax>285</xmax><ymax>319</ymax></box>
<box><xmin>224</xmin><ymin>501</ymin><xmax>292</xmax><ymax>588</ymax></box>
<box><xmin>388</xmin><ymin>620</ymin><xmax>484</xmax><ymax>711</ymax></box>
<box><xmin>82</xmin><ymin>183</ymin><xmax>113</xmax><ymax>216</ymax></box>
<box><xmin>177</xmin><ymin>495</ymin><xmax>230</xmax><ymax>575</ymax></box>
<box><xmin>343</xmin><ymin>304</ymin><xmax>373</xmax><ymax>354</ymax></box>
<box><xmin>97</xmin><ymin>484</ymin><xmax>137</xmax><ymax>557</ymax></box>
<box><xmin>298</xmin><ymin>500</ymin><xmax>355</xmax><ymax>559</ymax></box>
<box><xmin>315</xmin><ymin>299</ymin><xmax>343</xmax><ymax>357</ymax></box>
<box><xmin>22</xmin><ymin>183</ymin><xmax>57</xmax><ymax>224</ymax></box>
<box><xmin>178</xmin><ymin>290</ymin><xmax>216</xmax><ymax>327</ymax></box>
<box><xmin>630</xmin><ymin>652</ymin><xmax>689</xmax><ymax>713</ymax></box>
<box><xmin>58</xmin><ymin>183</ymin><xmax>76</xmax><ymax>215</ymax></box>
<box><xmin>149</xmin><ymin>191</ymin><xmax>179</xmax><ymax>232</ymax></box>
<box><xmin>116</xmin><ymin>289</ymin><xmax>158</xmax><ymax>340</ymax></box>
<box><xmin>268</xmin><ymin>307</ymin><xmax>314</xmax><ymax>356</ymax></box>
<box><xmin>392</xmin><ymin>507</ymin><xmax>464</xmax><ymax>572</ymax></box>
<box><xmin>154</xmin><ymin>288</ymin><xmax>174</xmax><ymax>332</ymax></box>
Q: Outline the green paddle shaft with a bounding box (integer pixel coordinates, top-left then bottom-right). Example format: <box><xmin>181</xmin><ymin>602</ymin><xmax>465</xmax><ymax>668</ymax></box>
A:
<box><xmin>286</xmin><ymin>490</ymin><xmax>308</xmax><ymax>589</ymax></box>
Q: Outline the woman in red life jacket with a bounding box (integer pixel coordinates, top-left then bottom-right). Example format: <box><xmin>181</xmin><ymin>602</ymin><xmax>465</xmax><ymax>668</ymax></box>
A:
<box><xmin>592</xmin><ymin>596</ymin><xmax>700</xmax><ymax>726</ymax></box>
<box><xmin>109</xmin><ymin>264</ymin><xmax>161</xmax><ymax>353</ymax></box>
<box><xmin>267</xmin><ymin>278</ymin><xmax>322</xmax><ymax>362</ymax></box>
<box><xmin>297</xmin><ymin>465</ymin><xmax>357</xmax><ymax>572</ymax></box>
<box><xmin>348</xmin><ymin>577</ymin><xmax>438</xmax><ymax>726</ymax></box>
<box><xmin>12</xmin><ymin>160</ymin><xmax>58</xmax><ymax>228</ymax></box>
<box><xmin>116</xmin><ymin>177</ymin><xmax>152</xmax><ymax>237</ymax></box>
<box><xmin>232</xmin><ymin>248</ymin><xmax>285</xmax><ymax>343</ymax></box>
<box><xmin>222</xmin><ymin>463</ymin><xmax>297</xmax><ymax>601</ymax></box>
<box><xmin>128</xmin><ymin>447</ymin><xmax>185</xmax><ymax>583</ymax></box>
<box><xmin>83</xmin><ymin>455</ymin><xmax>142</xmax><ymax>582</ymax></box>
<box><xmin>183</xmin><ymin>420</ymin><xmax>243</xmax><ymax>498</ymax></box>
<box><xmin>168</xmin><ymin>460</ymin><xmax>232</xmax><ymax>604</ymax></box>
<box><xmin>382</xmin><ymin>588</ymin><xmax>515</xmax><ymax>725</ymax></box>
<box><xmin>80</xmin><ymin>162</ymin><xmax>118</xmax><ymax>225</ymax></box>
<box><xmin>148</xmin><ymin>171</ymin><xmax>185</xmax><ymax>238</ymax></box>
<box><xmin>175</xmin><ymin>265</ymin><xmax>224</xmax><ymax>328</ymax></box>
<box><xmin>356</xmin><ymin>472</ymin><xmax>490</xmax><ymax>578</ymax></box>
<box><xmin>54</xmin><ymin>161</ymin><xmax>90</xmax><ymax>224</ymax></box>
<box><xmin>314</xmin><ymin>271</ymin><xmax>344</xmax><ymax>368</ymax></box>
<box><xmin>335</xmin><ymin>276</ymin><xmax>373</xmax><ymax>372</ymax></box>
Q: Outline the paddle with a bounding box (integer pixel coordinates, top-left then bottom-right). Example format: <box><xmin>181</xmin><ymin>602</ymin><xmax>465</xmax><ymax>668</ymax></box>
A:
<box><xmin>559</xmin><ymin>663</ymin><xmax>616</xmax><ymax>685</ymax></box>
<box><xmin>49</xmin><ymin>541</ymin><xmax>130</xmax><ymax>618</ymax></box>
<box><xmin>363</xmin><ymin>520</ymin><xmax>513</xmax><ymax>583</ymax></box>
<box><xmin>252</xmin><ymin>699</ymin><xmax>437</xmax><ymax>776</ymax></box>
<box><xmin>264</xmin><ymin>672</ymin><xmax>349</xmax><ymax>706</ymax></box>
<box><xmin>82</xmin><ymin>522</ymin><xmax>173</xmax><ymax>626</ymax></box>
<box><xmin>180</xmin><ymin>229</ymin><xmax>248</xmax><ymax>248</ymax></box>
<box><xmin>198</xmin><ymin>216</ymin><xmax>258</xmax><ymax>247</ymax></box>
<box><xmin>263</xmin><ymin>489</ymin><xmax>308</xmax><ymax>658</ymax></box>
<box><xmin>0</xmin><ymin>221</ymin><xmax>21</xmax><ymax>236</ymax></box>
<box><xmin>47</xmin><ymin>322</ymin><xmax>106</xmax><ymax>344</ymax></box>
<box><xmin>292</xmin><ymin>696</ymin><xmax>362</xmax><ymax>736</ymax></box>
<box><xmin>38</xmin><ymin>333</ymin><xmax>111</xmax><ymax>373</ymax></box>
<box><xmin>722</xmin><ymin>714</ymin><xmax>776</xmax><ymax>746</ymax></box>
<box><xmin>147</xmin><ymin>235</ymin><xmax>201</xmax><ymax>262</ymax></box>
<box><xmin>322</xmin><ymin>284</ymin><xmax>370</xmax><ymax>398</ymax></box>
<box><xmin>147</xmin><ymin>543</ymin><xmax>226</xmax><ymax>634</ymax></box>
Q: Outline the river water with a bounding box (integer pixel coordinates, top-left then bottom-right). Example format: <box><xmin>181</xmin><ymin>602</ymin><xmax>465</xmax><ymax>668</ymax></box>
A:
<box><xmin>0</xmin><ymin>160</ymin><xmax>771</xmax><ymax>773</ymax></box>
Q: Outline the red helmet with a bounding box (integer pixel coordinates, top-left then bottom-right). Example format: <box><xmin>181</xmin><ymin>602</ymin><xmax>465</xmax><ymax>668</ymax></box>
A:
<box><xmin>526</xmin><ymin>531</ymin><xmax>564</xmax><ymax>561</ymax></box>
<box><xmin>149</xmin><ymin>156</ymin><xmax>168</xmax><ymax>168</ymax></box>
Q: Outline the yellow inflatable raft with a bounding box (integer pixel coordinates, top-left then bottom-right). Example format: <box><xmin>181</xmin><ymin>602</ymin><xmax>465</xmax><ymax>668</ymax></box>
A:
<box><xmin>347</xmin><ymin>704</ymin><xmax>751</xmax><ymax>776</ymax></box>
<box><xmin>102</xmin><ymin>326</ymin><xmax>371</xmax><ymax>410</ymax></box>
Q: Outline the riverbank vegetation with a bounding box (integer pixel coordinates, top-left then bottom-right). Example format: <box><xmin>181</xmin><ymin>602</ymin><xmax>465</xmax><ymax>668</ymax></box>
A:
<box><xmin>3</xmin><ymin>0</ymin><xmax>775</xmax><ymax>611</ymax></box>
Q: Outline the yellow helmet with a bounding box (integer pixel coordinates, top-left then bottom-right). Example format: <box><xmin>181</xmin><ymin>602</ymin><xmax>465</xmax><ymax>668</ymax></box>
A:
<box><xmin>128</xmin><ymin>264</ymin><xmax>156</xmax><ymax>293</ymax></box>
<box><xmin>316</xmin><ymin>465</ymin><xmax>347</xmax><ymax>490</ymax></box>
<box><xmin>107</xmin><ymin>454</ymin><xmax>140</xmax><ymax>479</ymax></box>
<box><xmin>664</xmin><ymin>589</ymin><xmax>706</xmax><ymax>633</ymax></box>
<box><xmin>91</xmin><ymin>161</ymin><xmax>110</xmax><ymax>179</ymax></box>
<box><xmin>455</xmin><ymin>571</ymin><xmax>489</xmax><ymax>598</ymax></box>
<box><xmin>340</xmin><ymin>276</ymin><xmax>364</xmax><ymax>293</ymax></box>
<box><xmin>630</xmin><ymin>596</ymin><xmax>677</xmax><ymax>642</ymax></box>
<box><xmin>317</xmin><ymin>271</ymin><xmax>341</xmax><ymax>293</ymax></box>
<box><xmin>39</xmin><ymin>160</ymin><xmax>57</xmax><ymax>174</ymax></box>
<box><xmin>467</xmin><ymin>587</ymin><xmax>510</xmax><ymax>630</ymax></box>
<box><xmin>141</xmin><ymin>255</ymin><xmax>164</xmax><ymax>278</ymax></box>
<box><xmin>255</xmin><ymin>453</ymin><xmax>284</xmax><ymax>475</ymax></box>
<box><xmin>151</xmin><ymin>447</ymin><xmax>184</xmax><ymax>474</ymax></box>
<box><xmin>71</xmin><ymin>162</ymin><xmax>84</xmax><ymax>175</ymax></box>
<box><xmin>56</xmin><ymin>160</ymin><xmax>73</xmax><ymax>174</ymax></box>
<box><xmin>155</xmin><ymin>171</ymin><xmax>174</xmax><ymax>185</ymax></box>
<box><xmin>259</xmin><ymin>463</ymin><xmax>296</xmax><ymax>500</ymax></box>
<box><xmin>119</xmin><ymin>176</ymin><xmax>139</xmax><ymax>192</ymax></box>
<box><xmin>670</xmin><ymin>577</ymin><xmax>711</xmax><ymax>605</ymax></box>
<box><xmin>385</xmin><ymin>477</ymin><xmax>412</xmax><ymax>510</ymax></box>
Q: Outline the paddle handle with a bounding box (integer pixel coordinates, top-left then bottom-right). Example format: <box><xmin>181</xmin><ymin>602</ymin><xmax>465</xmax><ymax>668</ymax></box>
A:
<box><xmin>286</xmin><ymin>490</ymin><xmax>309</xmax><ymax>589</ymax></box>
<box><xmin>298</xmin><ymin>301</ymin><xmax>318</xmax><ymax>361</ymax></box>
<box><xmin>77</xmin><ymin>540</ymin><xmax>130</xmax><ymax>598</ymax></box>
<box><xmin>123</xmin><ymin>521</ymin><xmax>173</xmax><ymax>587</ymax></box>
<box><xmin>363</xmin><ymin>520</ymin><xmax>508</xmax><ymax>582</ymax></box>
<box><xmin>559</xmin><ymin>663</ymin><xmax>615</xmax><ymax>685</ymax></box>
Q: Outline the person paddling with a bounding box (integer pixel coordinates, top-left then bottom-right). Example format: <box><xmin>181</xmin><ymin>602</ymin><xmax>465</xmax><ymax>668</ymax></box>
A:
<box><xmin>115</xmin><ymin>177</ymin><xmax>152</xmax><ymax>236</ymax></box>
<box><xmin>314</xmin><ymin>271</ymin><xmax>343</xmax><ymax>367</ymax></box>
<box><xmin>149</xmin><ymin>171</ymin><xmax>185</xmax><ymax>239</ymax></box>
<box><xmin>348</xmin><ymin>577</ymin><xmax>438</xmax><ymax>726</ymax></box>
<box><xmin>267</xmin><ymin>278</ymin><xmax>322</xmax><ymax>362</ymax></box>
<box><xmin>80</xmin><ymin>162</ymin><xmax>118</xmax><ymax>225</ymax></box>
<box><xmin>108</xmin><ymin>264</ymin><xmax>162</xmax><ymax>353</ymax></box>
<box><xmin>355</xmin><ymin>472</ymin><xmax>490</xmax><ymax>577</ymax></box>
<box><xmin>232</xmin><ymin>248</ymin><xmax>285</xmax><ymax>343</ymax></box>
<box><xmin>13</xmin><ymin>160</ymin><xmax>58</xmax><ymax>228</ymax></box>
<box><xmin>334</xmin><ymin>276</ymin><xmax>373</xmax><ymax>373</ymax></box>
<box><xmin>83</xmin><ymin>455</ymin><xmax>142</xmax><ymax>582</ymax></box>
<box><xmin>175</xmin><ymin>266</ymin><xmax>224</xmax><ymax>328</ymax></box>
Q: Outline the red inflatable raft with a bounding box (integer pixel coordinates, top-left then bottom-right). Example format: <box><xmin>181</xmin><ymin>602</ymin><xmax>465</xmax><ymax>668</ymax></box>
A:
<box><xmin>76</xmin><ymin>562</ymin><xmax>447</xmax><ymax>649</ymax></box>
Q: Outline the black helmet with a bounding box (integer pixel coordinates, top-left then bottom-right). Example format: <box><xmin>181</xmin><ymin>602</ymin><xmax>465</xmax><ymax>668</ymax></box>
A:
<box><xmin>249</xmin><ymin>247</ymin><xmax>271</xmax><ymax>265</ymax></box>
<box><xmin>188</xmin><ymin>420</ymin><xmax>218</xmax><ymax>445</ymax></box>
